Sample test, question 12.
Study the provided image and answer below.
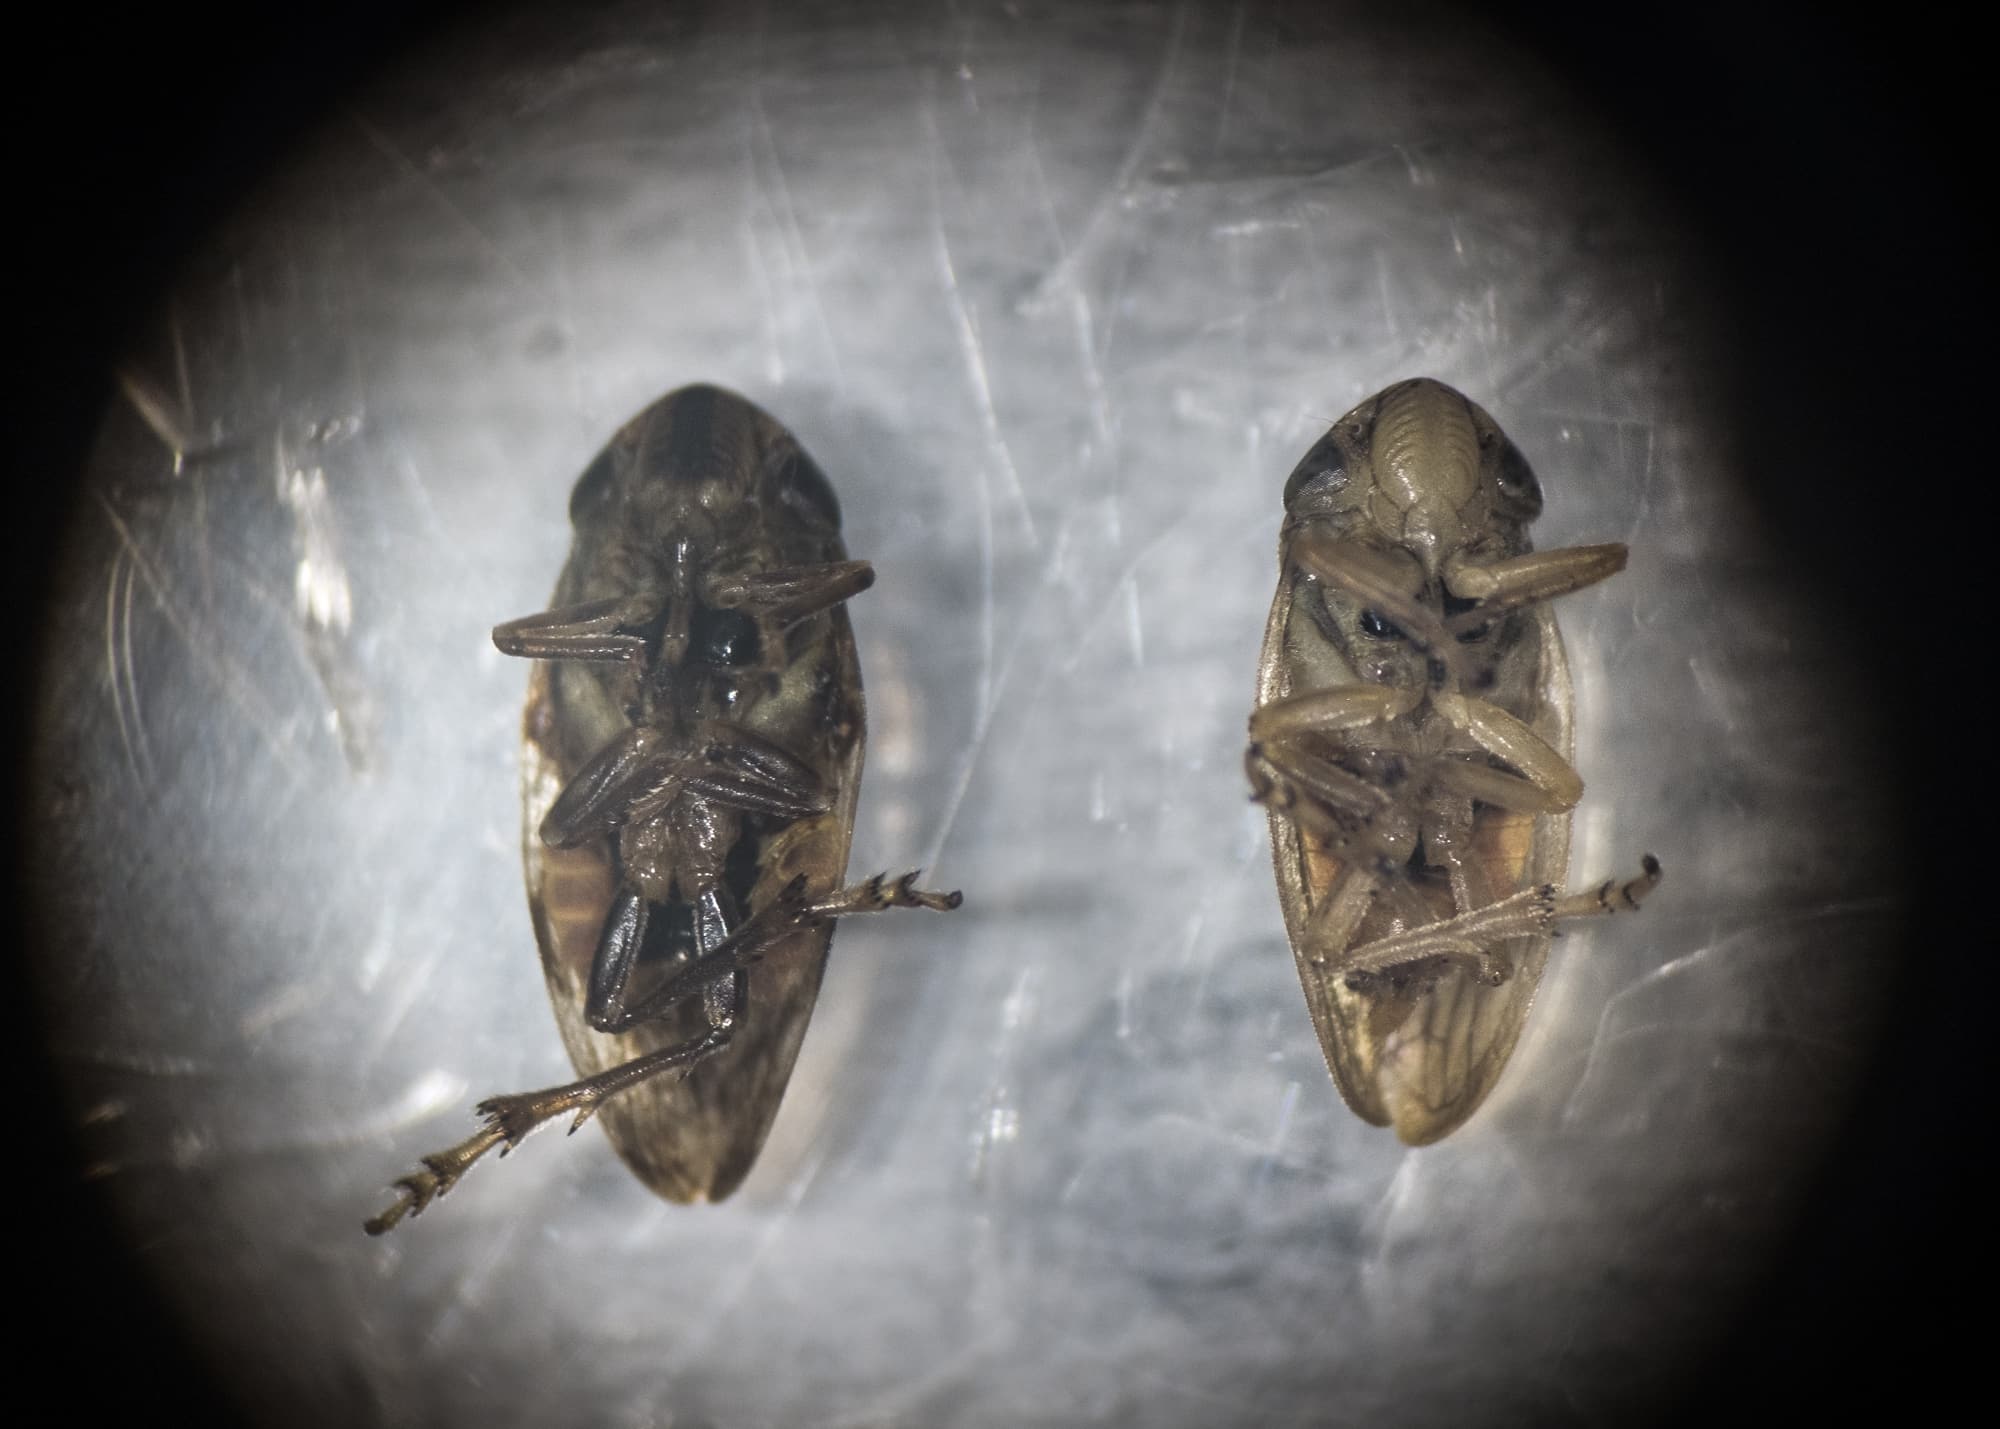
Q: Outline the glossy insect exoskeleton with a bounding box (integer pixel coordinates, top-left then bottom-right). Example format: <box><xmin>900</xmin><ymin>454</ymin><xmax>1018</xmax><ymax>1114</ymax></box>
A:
<box><xmin>368</xmin><ymin>385</ymin><xmax>959</xmax><ymax>1232</ymax></box>
<box><xmin>1247</xmin><ymin>378</ymin><xmax>1660</xmax><ymax>1144</ymax></box>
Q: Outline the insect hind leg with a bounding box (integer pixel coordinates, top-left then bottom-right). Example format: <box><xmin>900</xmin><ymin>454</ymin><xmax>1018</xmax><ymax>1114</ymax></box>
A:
<box><xmin>362</xmin><ymin>1022</ymin><xmax>736</xmax><ymax>1237</ymax></box>
<box><xmin>364</xmin><ymin>872</ymin><xmax>960</xmax><ymax>1235</ymax></box>
<box><xmin>1338</xmin><ymin>854</ymin><xmax>1663</xmax><ymax>986</ymax></box>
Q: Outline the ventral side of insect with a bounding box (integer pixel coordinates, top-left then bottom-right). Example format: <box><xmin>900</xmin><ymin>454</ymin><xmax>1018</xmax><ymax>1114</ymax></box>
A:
<box><xmin>1247</xmin><ymin>377</ymin><xmax>1659</xmax><ymax>1145</ymax></box>
<box><xmin>368</xmin><ymin>385</ymin><xmax>960</xmax><ymax>1234</ymax></box>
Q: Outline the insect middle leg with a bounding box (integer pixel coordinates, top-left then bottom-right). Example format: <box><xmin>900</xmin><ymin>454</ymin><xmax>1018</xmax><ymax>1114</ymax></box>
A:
<box><xmin>603</xmin><ymin>872</ymin><xmax>962</xmax><ymax>1030</ymax></box>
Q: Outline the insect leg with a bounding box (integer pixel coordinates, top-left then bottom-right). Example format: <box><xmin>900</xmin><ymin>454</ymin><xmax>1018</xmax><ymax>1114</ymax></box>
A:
<box><xmin>1427</xmin><ymin>691</ymin><xmax>1584</xmax><ymax>809</ymax></box>
<box><xmin>540</xmin><ymin>727</ymin><xmax>672</xmax><ymax>847</ymax></box>
<box><xmin>1248</xmin><ymin>739</ymin><xmax>1419</xmax><ymax>885</ymax></box>
<box><xmin>545</xmin><ymin>727</ymin><xmax>834</xmax><ymax>849</ymax></box>
<box><xmin>1441</xmin><ymin>544</ymin><xmax>1627</xmax><ymax>626</ymax></box>
<box><xmin>702</xmin><ymin>560</ymin><xmax>875</xmax><ymax>627</ymax></box>
<box><xmin>1297</xmin><ymin>860</ymin><xmax>1381</xmax><ymax>968</ymax></box>
<box><xmin>1334</xmin><ymin>854</ymin><xmax>1663</xmax><ymax>983</ymax></box>
<box><xmin>493</xmin><ymin>876</ymin><xmax>748</xmax><ymax>1129</ymax></box>
<box><xmin>1340</xmin><ymin>885</ymin><xmax>1552</xmax><ymax>981</ymax></box>
<box><xmin>366</xmin><ymin>881</ymin><xmax>746</xmax><ymax>1236</ymax></box>
<box><xmin>492</xmin><ymin>594</ymin><xmax>659</xmax><ymax>662</ymax></box>
<box><xmin>1550</xmin><ymin>854</ymin><xmax>1663</xmax><ymax>920</ymax></box>
<box><xmin>610</xmin><ymin>872</ymin><xmax>963</xmax><ymax>1028</ymax></box>
<box><xmin>804</xmin><ymin>870</ymin><xmax>964</xmax><ymax>918</ymax></box>
<box><xmin>363</xmin><ymin>1024</ymin><xmax>738</xmax><ymax>1236</ymax></box>
<box><xmin>1248</xmin><ymin>683</ymin><xmax>1425</xmax><ymax>743</ymax></box>
<box><xmin>1247</xmin><ymin>739</ymin><xmax>1399</xmax><ymax>829</ymax></box>
<box><xmin>1427</xmin><ymin>758</ymin><xmax>1574</xmax><ymax>814</ymax></box>
<box><xmin>679</xmin><ymin>727</ymin><xmax>834</xmax><ymax>821</ymax></box>
<box><xmin>1286</xmin><ymin>526</ymin><xmax>1464</xmax><ymax>683</ymax></box>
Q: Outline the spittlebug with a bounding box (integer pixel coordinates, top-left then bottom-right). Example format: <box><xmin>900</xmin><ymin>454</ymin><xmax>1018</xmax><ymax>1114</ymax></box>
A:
<box><xmin>1246</xmin><ymin>378</ymin><xmax>1659</xmax><ymax>1144</ymax></box>
<box><xmin>368</xmin><ymin>385</ymin><xmax>959</xmax><ymax>1232</ymax></box>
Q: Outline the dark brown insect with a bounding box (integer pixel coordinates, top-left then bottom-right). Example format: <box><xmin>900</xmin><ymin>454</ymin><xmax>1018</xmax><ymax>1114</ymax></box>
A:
<box><xmin>368</xmin><ymin>386</ymin><xmax>959</xmax><ymax>1232</ymax></box>
<box><xmin>1247</xmin><ymin>378</ymin><xmax>1659</xmax><ymax>1144</ymax></box>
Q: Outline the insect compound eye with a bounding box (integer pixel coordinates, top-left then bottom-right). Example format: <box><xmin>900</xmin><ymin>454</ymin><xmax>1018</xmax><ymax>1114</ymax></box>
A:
<box><xmin>1357</xmin><ymin>609</ymin><xmax>1405</xmax><ymax>641</ymax></box>
<box><xmin>769</xmin><ymin>448</ymin><xmax>842</xmax><ymax>530</ymax></box>
<box><xmin>1283</xmin><ymin>434</ymin><xmax>1350</xmax><ymax>508</ymax></box>
<box><xmin>1493</xmin><ymin>440</ymin><xmax>1544</xmax><ymax>515</ymax></box>
<box><xmin>690</xmin><ymin>606</ymin><xmax>762</xmax><ymax>667</ymax></box>
<box><xmin>567</xmin><ymin>444</ymin><xmax>620</xmax><ymax>523</ymax></box>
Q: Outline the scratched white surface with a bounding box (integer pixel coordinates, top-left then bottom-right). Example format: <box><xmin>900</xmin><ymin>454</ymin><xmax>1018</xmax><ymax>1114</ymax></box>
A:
<box><xmin>31</xmin><ymin>2</ymin><xmax>1893</xmax><ymax>1425</ymax></box>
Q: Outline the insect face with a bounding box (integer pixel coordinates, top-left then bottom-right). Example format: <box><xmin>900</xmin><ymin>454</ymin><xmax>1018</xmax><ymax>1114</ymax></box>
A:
<box><xmin>368</xmin><ymin>386</ymin><xmax>958</xmax><ymax>1233</ymax></box>
<box><xmin>1251</xmin><ymin>378</ymin><xmax>1658</xmax><ymax>1144</ymax></box>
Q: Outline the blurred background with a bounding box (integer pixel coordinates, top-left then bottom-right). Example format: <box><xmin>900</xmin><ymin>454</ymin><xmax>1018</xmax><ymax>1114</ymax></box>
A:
<box><xmin>7</xmin><ymin>2</ymin><xmax>1971</xmax><ymax>1425</ymax></box>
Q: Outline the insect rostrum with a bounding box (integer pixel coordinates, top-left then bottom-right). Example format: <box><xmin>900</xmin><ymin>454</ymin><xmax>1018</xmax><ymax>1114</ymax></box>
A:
<box><xmin>368</xmin><ymin>386</ymin><xmax>959</xmax><ymax>1233</ymax></box>
<box><xmin>1248</xmin><ymin>378</ymin><xmax>1660</xmax><ymax>1145</ymax></box>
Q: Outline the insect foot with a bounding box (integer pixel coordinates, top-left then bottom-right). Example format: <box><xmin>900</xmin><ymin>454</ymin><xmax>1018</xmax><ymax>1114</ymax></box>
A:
<box><xmin>368</xmin><ymin>386</ymin><xmax>962</xmax><ymax>1231</ymax></box>
<box><xmin>1251</xmin><ymin>378</ymin><xmax>1662</xmax><ymax>1145</ymax></box>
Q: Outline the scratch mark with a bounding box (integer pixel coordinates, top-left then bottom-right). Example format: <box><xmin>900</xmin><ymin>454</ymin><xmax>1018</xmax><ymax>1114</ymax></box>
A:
<box><xmin>1028</xmin><ymin>0</ymin><xmax>1191</xmax><ymax>304</ymax></box>
<box><xmin>1375</xmin><ymin>248</ymin><xmax>1399</xmax><ymax>342</ymax></box>
<box><xmin>1123</xmin><ymin>575</ymin><xmax>1144</xmax><ymax>665</ymax></box>
<box><xmin>1558</xmin><ymin>899</ymin><xmax>1895</xmax><ymax>1125</ymax></box>
<box><xmin>550</xmin><ymin>205</ymin><xmax>585</xmax><ymax>416</ymax></box>
<box><xmin>103</xmin><ymin>547</ymin><xmax>155</xmax><ymax>784</ymax></box>
<box><xmin>1057</xmin><ymin>486</ymin><xmax>1241</xmax><ymax>678</ymax></box>
<box><xmin>740</xmin><ymin>212</ymin><xmax>787</xmax><ymax>385</ymax></box>
<box><xmin>362</xmin><ymin>933</ymin><xmax>448</xmax><ymax>1070</ymax></box>
<box><xmin>1360</xmin><ymin>1153</ymin><xmax>1422</xmax><ymax>1280</ymax></box>
<box><xmin>390</xmin><ymin>454</ymin><xmax>451</xmax><ymax>555</ymax></box>
<box><xmin>747</xmin><ymin>89</ymin><xmax>847</xmax><ymax>390</ymax></box>
<box><xmin>350</xmin><ymin>112</ymin><xmax>542</xmax><ymax>297</ymax></box>
<box><xmin>97</xmin><ymin>495</ymin><xmax>311</xmax><ymax>782</ymax></box>
<box><xmin>664</xmin><ymin>1151</ymin><xmax>824</xmax><ymax>1375</ymax></box>
<box><xmin>1216</xmin><ymin>0</ymin><xmax>1246</xmax><ymax>152</ymax></box>
<box><xmin>925</xmin><ymin>119</ymin><xmax>1036</xmax><ymax>548</ymax></box>
<box><xmin>116</xmin><ymin>368</ymin><xmax>196</xmax><ymax>473</ymax></box>
<box><xmin>1022</xmin><ymin>136</ymin><xmax>1115</xmax><ymax>449</ymax></box>
<box><xmin>276</xmin><ymin>430</ymin><xmax>381</xmax><ymax>772</ymax></box>
<box><xmin>919</xmin><ymin>452</ymin><xmax>996</xmax><ymax>874</ymax></box>
<box><xmin>430</xmin><ymin>1214</ymin><xmax>529</xmax><ymax>1347</ymax></box>
<box><xmin>240</xmin><ymin>979</ymin><xmax>323</xmax><ymax>1038</ymax></box>
<box><xmin>969</xmin><ymin>968</ymin><xmax>1039</xmax><ymax>1187</ymax></box>
<box><xmin>279</xmin><ymin>461</ymin><xmax>354</xmax><ymax>636</ymax></box>
<box><xmin>1249</xmin><ymin>1080</ymin><xmax>1301</xmax><ymax>1195</ymax></box>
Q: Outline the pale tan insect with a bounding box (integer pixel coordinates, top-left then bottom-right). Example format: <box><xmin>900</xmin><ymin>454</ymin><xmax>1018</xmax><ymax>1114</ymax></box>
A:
<box><xmin>1247</xmin><ymin>378</ymin><xmax>1659</xmax><ymax>1144</ymax></box>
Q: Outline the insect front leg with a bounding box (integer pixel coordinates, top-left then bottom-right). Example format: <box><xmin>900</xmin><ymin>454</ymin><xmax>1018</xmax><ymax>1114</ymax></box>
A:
<box><xmin>703</xmin><ymin>559</ymin><xmax>875</xmax><ymax>627</ymax></box>
<box><xmin>1441</xmin><ymin>543</ymin><xmax>1627</xmax><ymax>626</ymax></box>
<box><xmin>704</xmin><ymin>560</ymin><xmax>877</xmax><ymax>691</ymax></box>
<box><xmin>492</xmin><ymin>594</ymin><xmax>661</xmax><ymax>662</ymax></box>
<box><xmin>1286</xmin><ymin>526</ymin><xmax>1464</xmax><ymax>683</ymax></box>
